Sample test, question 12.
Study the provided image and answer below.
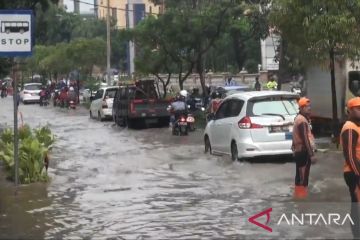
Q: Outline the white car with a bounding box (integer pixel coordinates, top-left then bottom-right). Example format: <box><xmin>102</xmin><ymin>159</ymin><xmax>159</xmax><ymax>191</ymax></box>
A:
<box><xmin>89</xmin><ymin>86</ymin><xmax>118</xmax><ymax>121</ymax></box>
<box><xmin>204</xmin><ymin>91</ymin><xmax>299</xmax><ymax>160</ymax></box>
<box><xmin>20</xmin><ymin>83</ymin><xmax>42</xmax><ymax>104</ymax></box>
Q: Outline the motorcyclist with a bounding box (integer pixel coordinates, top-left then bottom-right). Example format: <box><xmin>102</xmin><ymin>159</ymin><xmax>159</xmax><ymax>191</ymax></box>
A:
<box><xmin>67</xmin><ymin>86</ymin><xmax>77</xmax><ymax>105</ymax></box>
<box><xmin>168</xmin><ymin>92</ymin><xmax>187</xmax><ymax>127</ymax></box>
<box><xmin>39</xmin><ymin>86</ymin><xmax>47</xmax><ymax>106</ymax></box>
<box><xmin>187</xmin><ymin>88</ymin><xmax>202</xmax><ymax>111</ymax></box>
<box><xmin>59</xmin><ymin>87</ymin><xmax>68</xmax><ymax>107</ymax></box>
<box><xmin>208</xmin><ymin>91</ymin><xmax>222</xmax><ymax>114</ymax></box>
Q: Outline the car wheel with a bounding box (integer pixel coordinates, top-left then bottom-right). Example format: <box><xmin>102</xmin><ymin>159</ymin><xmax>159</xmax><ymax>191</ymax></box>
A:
<box><xmin>204</xmin><ymin>135</ymin><xmax>212</xmax><ymax>154</ymax></box>
<box><xmin>231</xmin><ymin>141</ymin><xmax>238</xmax><ymax>161</ymax></box>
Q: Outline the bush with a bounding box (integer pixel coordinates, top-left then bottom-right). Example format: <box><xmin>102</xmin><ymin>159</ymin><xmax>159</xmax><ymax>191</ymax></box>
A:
<box><xmin>0</xmin><ymin>125</ymin><xmax>55</xmax><ymax>184</ymax></box>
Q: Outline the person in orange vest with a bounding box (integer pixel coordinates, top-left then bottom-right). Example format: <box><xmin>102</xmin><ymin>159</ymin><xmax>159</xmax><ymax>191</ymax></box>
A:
<box><xmin>340</xmin><ymin>97</ymin><xmax>360</xmax><ymax>238</ymax></box>
<box><xmin>292</xmin><ymin>97</ymin><xmax>316</xmax><ymax>199</ymax></box>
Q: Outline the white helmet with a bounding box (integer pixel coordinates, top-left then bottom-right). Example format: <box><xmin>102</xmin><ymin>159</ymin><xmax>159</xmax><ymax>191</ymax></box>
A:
<box><xmin>69</xmin><ymin>87</ymin><xmax>74</xmax><ymax>91</ymax></box>
<box><xmin>180</xmin><ymin>89</ymin><xmax>188</xmax><ymax>98</ymax></box>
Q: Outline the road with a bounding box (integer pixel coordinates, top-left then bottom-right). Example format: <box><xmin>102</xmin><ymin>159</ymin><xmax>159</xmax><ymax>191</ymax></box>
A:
<box><xmin>0</xmin><ymin>96</ymin><xmax>355</xmax><ymax>239</ymax></box>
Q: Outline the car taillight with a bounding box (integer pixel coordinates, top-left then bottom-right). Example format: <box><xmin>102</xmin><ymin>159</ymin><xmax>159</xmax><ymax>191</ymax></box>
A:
<box><xmin>180</xmin><ymin>117</ymin><xmax>186</xmax><ymax>122</ymax></box>
<box><xmin>238</xmin><ymin>116</ymin><xmax>263</xmax><ymax>129</ymax></box>
<box><xmin>102</xmin><ymin>100</ymin><xmax>108</xmax><ymax>108</ymax></box>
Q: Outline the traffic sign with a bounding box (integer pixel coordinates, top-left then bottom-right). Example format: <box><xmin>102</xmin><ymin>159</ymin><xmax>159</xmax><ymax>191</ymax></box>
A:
<box><xmin>0</xmin><ymin>10</ymin><xmax>34</xmax><ymax>57</ymax></box>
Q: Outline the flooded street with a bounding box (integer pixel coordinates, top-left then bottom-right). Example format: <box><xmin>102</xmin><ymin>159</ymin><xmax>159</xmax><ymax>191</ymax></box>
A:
<box><xmin>0</xmin><ymin>97</ymin><xmax>354</xmax><ymax>239</ymax></box>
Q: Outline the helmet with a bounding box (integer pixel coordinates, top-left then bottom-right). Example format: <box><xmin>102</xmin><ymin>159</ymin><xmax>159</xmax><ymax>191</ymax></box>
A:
<box><xmin>211</xmin><ymin>91</ymin><xmax>220</xmax><ymax>99</ymax></box>
<box><xmin>180</xmin><ymin>90</ymin><xmax>188</xmax><ymax>98</ymax></box>
<box><xmin>69</xmin><ymin>87</ymin><xmax>74</xmax><ymax>91</ymax></box>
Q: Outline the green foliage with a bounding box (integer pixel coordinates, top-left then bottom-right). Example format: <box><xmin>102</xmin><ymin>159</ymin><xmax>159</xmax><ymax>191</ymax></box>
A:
<box><xmin>244</xmin><ymin>59</ymin><xmax>259</xmax><ymax>73</ymax></box>
<box><xmin>0</xmin><ymin>125</ymin><xmax>55</xmax><ymax>184</ymax></box>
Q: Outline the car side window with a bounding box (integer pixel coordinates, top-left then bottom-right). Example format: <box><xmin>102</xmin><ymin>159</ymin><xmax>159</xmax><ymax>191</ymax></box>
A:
<box><xmin>229</xmin><ymin>99</ymin><xmax>244</xmax><ymax>117</ymax></box>
<box><xmin>215</xmin><ymin>101</ymin><xmax>230</xmax><ymax>119</ymax></box>
<box><xmin>94</xmin><ymin>89</ymin><xmax>103</xmax><ymax>100</ymax></box>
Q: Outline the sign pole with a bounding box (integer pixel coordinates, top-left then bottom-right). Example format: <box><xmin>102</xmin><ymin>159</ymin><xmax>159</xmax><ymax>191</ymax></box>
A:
<box><xmin>12</xmin><ymin>58</ymin><xmax>19</xmax><ymax>186</ymax></box>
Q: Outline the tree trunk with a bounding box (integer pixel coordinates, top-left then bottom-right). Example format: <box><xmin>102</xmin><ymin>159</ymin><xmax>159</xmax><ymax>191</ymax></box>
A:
<box><xmin>277</xmin><ymin>38</ymin><xmax>286</xmax><ymax>90</ymax></box>
<box><xmin>329</xmin><ymin>48</ymin><xmax>339</xmax><ymax>137</ymax></box>
<box><xmin>196</xmin><ymin>54</ymin><xmax>207</xmax><ymax>97</ymax></box>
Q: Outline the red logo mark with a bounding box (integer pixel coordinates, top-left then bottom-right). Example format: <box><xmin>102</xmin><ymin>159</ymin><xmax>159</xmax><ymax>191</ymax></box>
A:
<box><xmin>248</xmin><ymin>208</ymin><xmax>272</xmax><ymax>232</ymax></box>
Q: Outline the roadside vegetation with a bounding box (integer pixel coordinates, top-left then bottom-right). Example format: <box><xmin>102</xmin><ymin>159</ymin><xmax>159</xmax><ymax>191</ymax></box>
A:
<box><xmin>0</xmin><ymin>125</ymin><xmax>55</xmax><ymax>184</ymax></box>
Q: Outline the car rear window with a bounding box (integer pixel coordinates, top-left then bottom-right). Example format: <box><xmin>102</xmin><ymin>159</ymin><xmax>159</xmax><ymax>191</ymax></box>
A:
<box><xmin>248</xmin><ymin>97</ymin><xmax>298</xmax><ymax>116</ymax></box>
<box><xmin>105</xmin><ymin>89</ymin><xmax>117</xmax><ymax>98</ymax></box>
<box><xmin>25</xmin><ymin>84</ymin><xmax>41</xmax><ymax>90</ymax></box>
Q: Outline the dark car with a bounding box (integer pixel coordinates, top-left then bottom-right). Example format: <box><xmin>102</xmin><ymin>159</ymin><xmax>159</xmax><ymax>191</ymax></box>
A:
<box><xmin>112</xmin><ymin>80</ymin><xmax>170</xmax><ymax>127</ymax></box>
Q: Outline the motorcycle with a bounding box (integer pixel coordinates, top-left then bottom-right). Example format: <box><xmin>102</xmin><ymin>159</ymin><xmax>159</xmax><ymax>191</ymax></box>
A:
<box><xmin>172</xmin><ymin>114</ymin><xmax>188</xmax><ymax>136</ymax></box>
<box><xmin>69</xmin><ymin>100</ymin><xmax>76</xmax><ymax>109</ymax></box>
<box><xmin>39</xmin><ymin>96</ymin><xmax>49</xmax><ymax>106</ymax></box>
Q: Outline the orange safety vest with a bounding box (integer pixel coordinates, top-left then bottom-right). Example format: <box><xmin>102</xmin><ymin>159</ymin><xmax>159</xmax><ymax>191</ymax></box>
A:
<box><xmin>292</xmin><ymin>114</ymin><xmax>315</xmax><ymax>153</ymax></box>
<box><xmin>340</xmin><ymin>121</ymin><xmax>360</xmax><ymax>173</ymax></box>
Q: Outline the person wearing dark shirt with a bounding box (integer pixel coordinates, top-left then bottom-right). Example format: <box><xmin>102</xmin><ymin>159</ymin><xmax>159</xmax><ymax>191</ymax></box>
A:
<box><xmin>292</xmin><ymin>97</ymin><xmax>316</xmax><ymax>199</ymax></box>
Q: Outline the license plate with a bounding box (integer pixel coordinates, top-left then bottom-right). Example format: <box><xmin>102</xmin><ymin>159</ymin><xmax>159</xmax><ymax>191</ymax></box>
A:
<box><xmin>146</xmin><ymin>119</ymin><xmax>157</xmax><ymax>124</ymax></box>
<box><xmin>269</xmin><ymin>125</ymin><xmax>289</xmax><ymax>133</ymax></box>
<box><xmin>179</xmin><ymin>122</ymin><xmax>187</xmax><ymax>126</ymax></box>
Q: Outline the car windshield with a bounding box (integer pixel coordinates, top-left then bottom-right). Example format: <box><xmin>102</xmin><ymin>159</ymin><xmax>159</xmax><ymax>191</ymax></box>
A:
<box><xmin>105</xmin><ymin>89</ymin><xmax>117</xmax><ymax>98</ymax></box>
<box><xmin>24</xmin><ymin>84</ymin><xmax>41</xmax><ymax>90</ymax></box>
<box><xmin>249</xmin><ymin>97</ymin><xmax>298</xmax><ymax>116</ymax></box>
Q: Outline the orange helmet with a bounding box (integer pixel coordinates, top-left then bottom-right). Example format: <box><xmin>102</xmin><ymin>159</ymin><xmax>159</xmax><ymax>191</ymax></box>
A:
<box><xmin>298</xmin><ymin>97</ymin><xmax>310</xmax><ymax>108</ymax></box>
<box><xmin>347</xmin><ymin>97</ymin><xmax>360</xmax><ymax>109</ymax></box>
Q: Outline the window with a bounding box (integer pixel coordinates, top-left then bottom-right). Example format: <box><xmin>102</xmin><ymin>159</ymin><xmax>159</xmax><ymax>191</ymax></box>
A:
<box><xmin>94</xmin><ymin>89</ymin><xmax>104</xmax><ymax>100</ymax></box>
<box><xmin>248</xmin><ymin>97</ymin><xmax>298</xmax><ymax>116</ymax></box>
<box><xmin>215</xmin><ymin>101</ymin><xmax>230</xmax><ymax>119</ymax></box>
<box><xmin>349</xmin><ymin>71</ymin><xmax>360</xmax><ymax>96</ymax></box>
<box><xmin>24</xmin><ymin>84</ymin><xmax>41</xmax><ymax>90</ymax></box>
<box><xmin>228</xmin><ymin>99</ymin><xmax>244</xmax><ymax>117</ymax></box>
<box><xmin>105</xmin><ymin>88</ymin><xmax>117</xmax><ymax>98</ymax></box>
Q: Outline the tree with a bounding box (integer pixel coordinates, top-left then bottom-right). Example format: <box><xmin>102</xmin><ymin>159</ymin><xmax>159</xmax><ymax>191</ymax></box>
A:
<box><xmin>270</xmin><ymin>0</ymin><xmax>360</xmax><ymax>134</ymax></box>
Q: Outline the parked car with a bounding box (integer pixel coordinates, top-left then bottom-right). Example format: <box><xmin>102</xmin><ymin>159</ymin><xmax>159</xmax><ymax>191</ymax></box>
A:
<box><xmin>112</xmin><ymin>80</ymin><xmax>170</xmax><ymax>127</ymax></box>
<box><xmin>90</xmin><ymin>86</ymin><xmax>119</xmax><ymax>121</ymax></box>
<box><xmin>215</xmin><ymin>85</ymin><xmax>251</xmax><ymax>98</ymax></box>
<box><xmin>20</xmin><ymin>83</ymin><xmax>42</xmax><ymax>104</ymax></box>
<box><xmin>204</xmin><ymin>91</ymin><xmax>299</xmax><ymax>161</ymax></box>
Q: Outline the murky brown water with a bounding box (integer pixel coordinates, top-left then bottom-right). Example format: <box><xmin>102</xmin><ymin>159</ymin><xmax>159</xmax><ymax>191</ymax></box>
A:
<box><xmin>0</xmin><ymin>97</ymin><xmax>354</xmax><ymax>239</ymax></box>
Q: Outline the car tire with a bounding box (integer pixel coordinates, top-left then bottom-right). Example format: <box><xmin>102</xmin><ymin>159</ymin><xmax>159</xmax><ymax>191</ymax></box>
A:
<box><xmin>231</xmin><ymin>141</ymin><xmax>238</xmax><ymax>161</ymax></box>
<box><xmin>204</xmin><ymin>135</ymin><xmax>212</xmax><ymax>154</ymax></box>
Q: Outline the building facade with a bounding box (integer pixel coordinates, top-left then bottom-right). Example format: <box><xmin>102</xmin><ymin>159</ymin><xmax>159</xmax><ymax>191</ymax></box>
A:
<box><xmin>97</xmin><ymin>0</ymin><xmax>164</xmax><ymax>75</ymax></box>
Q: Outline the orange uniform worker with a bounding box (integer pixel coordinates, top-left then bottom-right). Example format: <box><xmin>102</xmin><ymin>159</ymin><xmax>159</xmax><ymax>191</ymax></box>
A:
<box><xmin>292</xmin><ymin>97</ymin><xmax>316</xmax><ymax>199</ymax></box>
<box><xmin>340</xmin><ymin>97</ymin><xmax>360</xmax><ymax>238</ymax></box>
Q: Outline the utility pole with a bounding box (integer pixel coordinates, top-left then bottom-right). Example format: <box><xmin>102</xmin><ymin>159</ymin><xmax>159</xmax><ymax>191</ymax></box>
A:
<box><xmin>106</xmin><ymin>0</ymin><xmax>111</xmax><ymax>86</ymax></box>
<box><xmin>127</xmin><ymin>0</ymin><xmax>135</xmax><ymax>78</ymax></box>
<box><xmin>12</xmin><ymin>59</ymin><xmax>19</xmax><ymax>186</ymax></box>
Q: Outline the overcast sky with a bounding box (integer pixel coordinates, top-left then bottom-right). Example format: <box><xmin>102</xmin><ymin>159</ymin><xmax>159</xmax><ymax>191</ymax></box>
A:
<box><xmin>63</xmin><ymin>0</ymin><xmax>95</xmax><ymax>13</ymax></box>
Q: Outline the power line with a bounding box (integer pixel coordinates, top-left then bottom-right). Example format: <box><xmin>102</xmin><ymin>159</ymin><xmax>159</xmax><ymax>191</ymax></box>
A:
<box><xmin>68</xmin><ymin>0</ymin><xmax>160</xmax><ymax>16</ymax></box>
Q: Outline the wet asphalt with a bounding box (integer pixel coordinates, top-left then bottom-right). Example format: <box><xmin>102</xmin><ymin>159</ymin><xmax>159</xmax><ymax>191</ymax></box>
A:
<box><xmin>0</xmin><ymin>96</ymin><xmax>355</xmax><ymax>239</ymax></box>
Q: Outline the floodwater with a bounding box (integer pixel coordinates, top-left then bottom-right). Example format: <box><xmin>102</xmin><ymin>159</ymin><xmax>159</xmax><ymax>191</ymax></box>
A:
<box><xmin>0</xmin><ymin>97</ymin><xmax>354</xmax><ymax>239</ymax></box>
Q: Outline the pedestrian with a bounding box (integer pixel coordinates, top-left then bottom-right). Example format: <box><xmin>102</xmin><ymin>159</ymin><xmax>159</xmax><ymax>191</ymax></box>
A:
<box><xmin>254</xmin><ymin>76</ymin><xmax>261</xmax><ymax>91</ymax></box>
<box><xmin>340</xmin><ymin>97</ymin><xmax>360</xmax><ymax>239</ymax></box>
<box><xmin>266</xmin><ymin>76</ymin><xmax>278</xmax><ymax>90</ymax></box>
<box><xmin>225</xmin><ymin>76</ymin><xmax>236</xmax><ymax>86</ymax></box>
<box><xmin>292</xmin><ymin>97</ymin><xmax>316</xmax><ymax>199</ymax></box>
